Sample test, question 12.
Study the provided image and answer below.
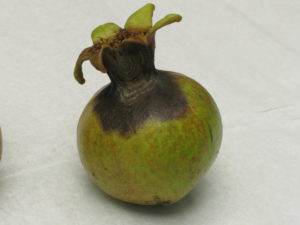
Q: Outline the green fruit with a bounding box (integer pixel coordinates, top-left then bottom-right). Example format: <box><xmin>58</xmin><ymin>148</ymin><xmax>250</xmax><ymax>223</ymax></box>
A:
<box><xmin>0</xmin><ymin>128</ymin><xmax>2</xmax><ymax>160</ymax></box>
<box><xmin>74</xmin><ymin>4</ymin><xmax>222</xmax><ymax>205</ymax></box>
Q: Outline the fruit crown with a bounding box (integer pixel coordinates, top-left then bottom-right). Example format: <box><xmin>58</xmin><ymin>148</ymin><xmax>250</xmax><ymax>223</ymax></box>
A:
<box><xmin>74</xmin><ymin>3</ymin><xmax>182</xmax><ymax>84</ymax></box>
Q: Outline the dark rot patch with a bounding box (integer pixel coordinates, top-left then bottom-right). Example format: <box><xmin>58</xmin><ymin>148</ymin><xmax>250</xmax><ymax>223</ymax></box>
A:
<box><xmin>208</xmin><ymin>124</ymin><xmax>213</xmax><ymax>143</ymax></box>
<box><xmin>152</xmin><ymin>195</ymin><xmax>172</xmax><ymax>206</ymax></box>
<box><xmin>93</xmin><ymin>42</ymin><xmax>187</xmax><ymax>136</ymax></box>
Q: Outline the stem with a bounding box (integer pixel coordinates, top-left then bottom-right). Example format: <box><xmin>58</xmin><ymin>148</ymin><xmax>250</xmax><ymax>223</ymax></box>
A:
<box><xmin>102</xmin><ymin>41</ymin><xmax>155</xmax><ymax>85</ymax></box>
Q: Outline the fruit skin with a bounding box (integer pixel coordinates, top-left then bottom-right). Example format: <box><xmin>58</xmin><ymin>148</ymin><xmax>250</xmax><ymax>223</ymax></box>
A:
<box><xmin>77</xmin><ymin>72</ymin><xmax>222</xmax><ymax>205</ymax></box>
<box><xmin>74</xmin><ymin>3</ymin><xmax>222</xmax><ymax>206</ymax></box>
<box><xmin>0</xmin><ymin>128</ymin><xmax>2</xmax><ymax>160</ymax></box>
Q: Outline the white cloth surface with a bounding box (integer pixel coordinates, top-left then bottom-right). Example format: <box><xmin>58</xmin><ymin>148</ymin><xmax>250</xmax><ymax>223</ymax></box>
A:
<box><xmin>0</xmin><ymin>0</ymin><xmax>299</xmax><ymax>224</ymax></box>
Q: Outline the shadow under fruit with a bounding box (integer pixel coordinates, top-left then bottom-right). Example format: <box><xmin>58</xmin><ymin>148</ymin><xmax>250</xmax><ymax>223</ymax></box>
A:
<box><xmin>73</xmin><ymin>3</ymin><xmax>222</xmax><ymax>205</ymax></box>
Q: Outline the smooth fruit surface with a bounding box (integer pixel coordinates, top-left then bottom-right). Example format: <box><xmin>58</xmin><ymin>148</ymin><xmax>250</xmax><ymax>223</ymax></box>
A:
<box><xmin>77</xmin><ymin>72</ymin><xmax>222</xmax><ymax>205</ymax></box>
<box><xmin>0</xmin><ymin>128</ymin><xmax>2</xmax><ymax>160</ymax></box>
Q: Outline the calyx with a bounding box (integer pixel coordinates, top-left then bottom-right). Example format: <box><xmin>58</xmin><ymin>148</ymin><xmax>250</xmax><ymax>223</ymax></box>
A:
<box><xmin>74</xmin><ymin>3</ymin><xmax>182</xmax><ymax>84</ymax></box>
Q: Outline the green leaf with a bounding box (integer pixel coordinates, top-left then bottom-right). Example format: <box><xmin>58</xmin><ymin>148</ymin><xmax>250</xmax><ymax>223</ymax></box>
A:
<box><xmin>146</xmin><ymin>14</ymin><xmax>182</xmax><ymax>37</ymax></box>
<box><xmin>91</xmin><ymin>23</ymin><xmax>120</xmax><ymax>44</ymax></box>
<box><xmin>125</xmin><ymin>3</ymin><xmax>155</xmax><ymax>32</ymax></box>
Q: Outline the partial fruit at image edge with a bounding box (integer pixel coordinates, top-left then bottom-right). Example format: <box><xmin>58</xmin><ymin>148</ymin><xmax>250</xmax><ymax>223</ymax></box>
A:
<box><xmin>0</xmin><ymin>128</ymin><xmax>2</xmax><ymax>160</ymax></box>
<box><xmin>73</xmin><ymin>3</ymin><xmax>222</xmax><ymax>205</ymax></box>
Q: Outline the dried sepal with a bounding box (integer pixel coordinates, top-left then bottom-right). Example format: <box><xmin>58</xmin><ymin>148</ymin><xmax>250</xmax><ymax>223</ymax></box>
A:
<box><xmin>74</xmin><ymin>4</ymin><xmax>183</xmax><ymax>83</ymax></box>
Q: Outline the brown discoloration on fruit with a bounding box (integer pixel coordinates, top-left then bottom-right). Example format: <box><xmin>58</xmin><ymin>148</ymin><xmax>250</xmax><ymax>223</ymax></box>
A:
<box><xmin>78</xmin><ymin>72</ymin><xmax>222</xmax><ymax>205</ymax></box>
<box><xmin>93</xmin><ymin>42</ymin><xmax>188</xmax><ymax>136</ymax></box>
<box><xmin>76</xmin><ymin>5</ymin><xmax>222</xmax><ymax>206</ymax></box>
<box><xmin>208</xmin><ymin>124</ymin><xmax>214</xmax><ymax>143</ymax></box>
<box><xmin>152</xmin><ymin>196</ymin><xmax>172</xmax><ymax>206</ymax></box>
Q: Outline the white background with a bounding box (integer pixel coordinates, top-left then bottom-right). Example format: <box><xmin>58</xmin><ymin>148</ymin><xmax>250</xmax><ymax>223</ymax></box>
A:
<box><xmin>0</xmin><ymin>0</ymin><xmax>299</xmax><ymax>224</ymax></box>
